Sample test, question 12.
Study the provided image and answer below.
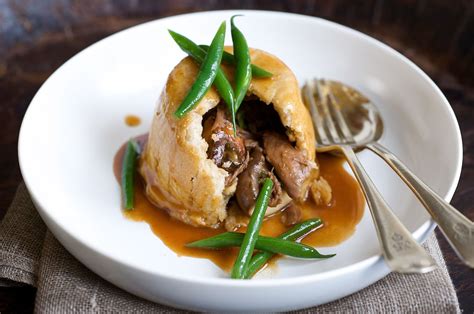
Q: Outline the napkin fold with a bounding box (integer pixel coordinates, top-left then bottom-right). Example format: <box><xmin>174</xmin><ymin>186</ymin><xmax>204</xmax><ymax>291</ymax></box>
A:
<box><xmin>0</xmin><ymin>183</ymin><xmax>460</xmax><ymax>312</ymax></box>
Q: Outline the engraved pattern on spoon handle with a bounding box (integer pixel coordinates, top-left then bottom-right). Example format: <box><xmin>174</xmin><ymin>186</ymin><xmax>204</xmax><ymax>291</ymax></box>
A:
<box><xmin>340</xmin><ymin>145</ymin><xmax>437</xmax><ymax>273</ymax></box>
<box><xmin>368</xmin><ymin>142</ymin><xmax>474</xmax><ymax>268</ymax></box>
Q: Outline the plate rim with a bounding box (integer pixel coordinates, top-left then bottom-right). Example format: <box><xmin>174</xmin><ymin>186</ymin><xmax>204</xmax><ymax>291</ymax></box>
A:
<box><xmin>18</xmin><ymin>9</ymin><xmax>463</xmax><ymax>289</ymax></box>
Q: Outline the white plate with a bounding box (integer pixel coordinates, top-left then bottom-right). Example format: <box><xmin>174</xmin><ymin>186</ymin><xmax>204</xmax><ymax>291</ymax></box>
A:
<box><xmin>18</xmin><ymin>10</ymin><xmax>462</xmax><ymax>312</ymax></box>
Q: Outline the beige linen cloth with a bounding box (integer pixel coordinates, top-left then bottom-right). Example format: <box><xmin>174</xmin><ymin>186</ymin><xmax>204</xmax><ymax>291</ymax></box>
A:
<box><xmin>0</xmin><ymin>184</ymin><xmax>460</xmax><ymax>313</ymax></box>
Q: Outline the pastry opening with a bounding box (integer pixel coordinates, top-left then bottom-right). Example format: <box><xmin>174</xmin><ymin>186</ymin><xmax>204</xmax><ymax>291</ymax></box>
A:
<box><xmin>201</xmin><ymin>95</ymin><xmax>325</xmax><ymax>229</ymax></box>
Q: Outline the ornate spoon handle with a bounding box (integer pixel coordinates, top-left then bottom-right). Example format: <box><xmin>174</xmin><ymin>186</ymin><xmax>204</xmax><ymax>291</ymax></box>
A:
<box><xmin>341</xmin><ymin>145</ymin><xmax>437</xmax><ymax>273</ymax></box>
<box><xmin>368</xmin><ymin>142</ymin><xmax>474</xmax><ymax>268</ymax></box>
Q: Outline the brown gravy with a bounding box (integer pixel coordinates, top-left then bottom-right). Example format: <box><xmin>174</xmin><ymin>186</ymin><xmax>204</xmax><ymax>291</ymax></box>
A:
<box><xmin>113</xmin><ymin>137</ymin><xmax>365</xmax><ymax>272</ymax></box>
<box><xmin>124</xmin><ymin>115</ymin><xmax>141</xmax><ymax>127</ymax></box>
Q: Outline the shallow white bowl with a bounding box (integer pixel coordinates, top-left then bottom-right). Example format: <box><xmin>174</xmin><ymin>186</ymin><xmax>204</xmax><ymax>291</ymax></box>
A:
<box><xmin>18</xmin><ymin>10</ymin><xmax>462</xmax><ymax>312</ymax></box>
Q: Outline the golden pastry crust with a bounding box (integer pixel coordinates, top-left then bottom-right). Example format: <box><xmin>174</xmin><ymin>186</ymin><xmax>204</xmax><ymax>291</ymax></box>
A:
<box><xmin>140</xmin><ymin>48</ymin><xmax>320</xmax><ymax>228</ymax></box>
<box><xmin>246</xmin><ymin>48</ymin><xmax>316</xmax><ymax>161</ymax></box>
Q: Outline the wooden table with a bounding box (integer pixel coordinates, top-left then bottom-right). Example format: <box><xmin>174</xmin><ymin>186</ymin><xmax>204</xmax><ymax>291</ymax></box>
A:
<box><xmin>1</xmin><ymin>1</ymin><xmax>473</xmax><ymax>312</ymax></box>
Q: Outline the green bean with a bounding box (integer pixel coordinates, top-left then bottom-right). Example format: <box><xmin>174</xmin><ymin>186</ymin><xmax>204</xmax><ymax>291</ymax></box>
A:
<box><xmin>231</xmin><ymin>178</ymin><xmax>273</xmax><ymax>279</ymax></box>
<box><xmin>231</xmin><ymin>15</ymin><xmax>252</xmax><ymax>111</ymax></box>
<box><xmin>121</xmin><ymin>139</ymin><xmax>140</xmax><ymax>210</ymax></box>
<box><xmin>200</xmin><ymin>45</ymin><xmax>273</xmax><ymax>78</ymax></box>
<box><xmin>186</xmin><ymin>231</ymin><xmax>334</xmax><ymax>259</ymax></box>
<box><xmin>172</xmin><ymin>21</ymin><xmax>226</xmax><ymax>118</ymax></box>
<box><xmin>168</xmin><ymin>30</ymin><xmax>236</xmax><ymax>134</ymax></box>
<box><xmin>245</xmin><ymin>218</ymin><xmax>324</xmax><ymax>278</ymax></box>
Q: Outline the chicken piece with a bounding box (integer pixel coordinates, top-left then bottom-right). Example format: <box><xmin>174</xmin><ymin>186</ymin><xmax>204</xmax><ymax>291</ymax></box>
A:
<box><xmin>237</xmin><ymin>127</ymin><xmax>259</xmax><ymax>149</ymax></box>
<box><xmin>263</xmin><ymin>131</ymin><xmax>319</xmax><ymax>202</ymax></box>
<box><xmin>224</xmin><ymin>202</ymin><xmax>249</xmax><ymax>231</ymax></box>
<box><xmin>235</xmin><ymin>146</ymin><xmax>282</xmax><ymax>213</ymax></box>
<box><xmin>203</xmin><ymin>106</ymin><xmax>248</xmax><ymax>185</ymax></box>
<box><xmin>311</xmin><ymin>176</ymin><xmax>332</xmax><ymax>206</ymax></box>
<box><xmin>281</xmin><ymin>204</ymin><xmax>302</xmax><ymax>226</ymax></box>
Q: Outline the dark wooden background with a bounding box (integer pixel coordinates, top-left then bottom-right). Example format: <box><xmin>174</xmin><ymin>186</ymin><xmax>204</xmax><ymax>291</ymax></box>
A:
<box><xmin>0</xmin><ymin>0</ymin><xmax>473</xmax><ymax>312</ymax></box>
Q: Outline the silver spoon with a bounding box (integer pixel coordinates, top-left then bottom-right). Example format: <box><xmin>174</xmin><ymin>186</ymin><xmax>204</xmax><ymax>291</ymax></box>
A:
<box><xmin>303</xmin><ymin>79</ymin><xmax>474</xmax><ymax>269</ymax></box>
